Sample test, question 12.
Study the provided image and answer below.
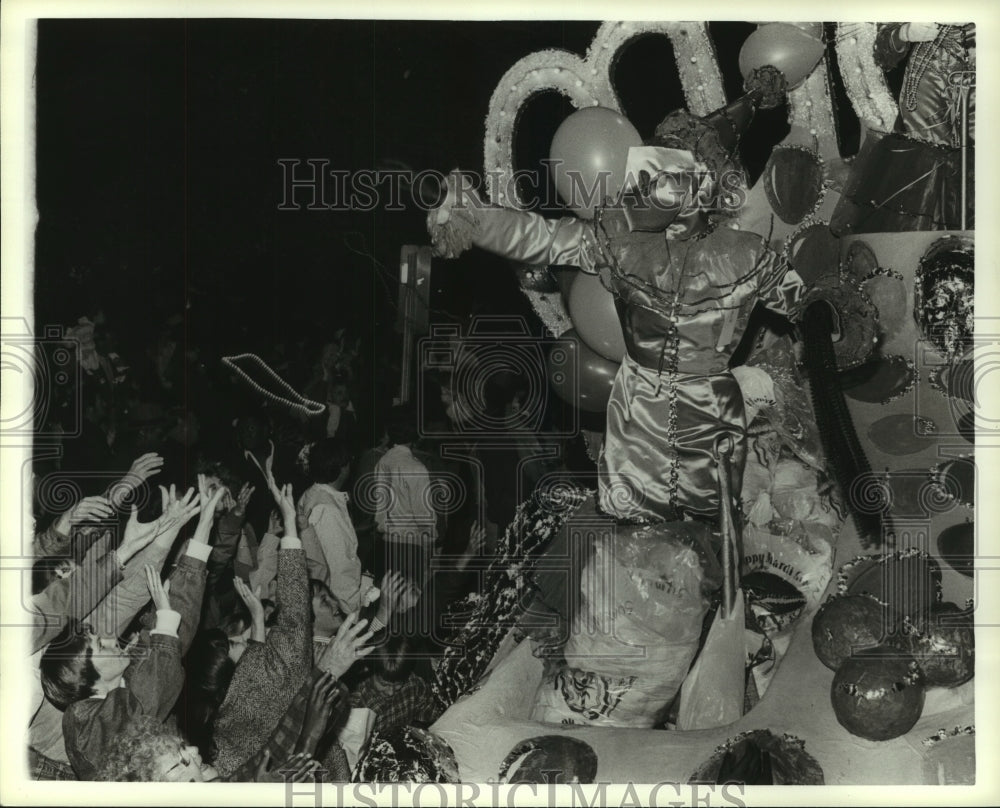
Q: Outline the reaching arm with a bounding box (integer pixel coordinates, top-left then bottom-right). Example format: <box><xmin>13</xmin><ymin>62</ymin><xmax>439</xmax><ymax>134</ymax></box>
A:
<box><xmin>30</xmin><ymin>547</ymin><xmax>121</xmax><ymax>654</ymax></box>
<box><xmin>428</xmin><ymin>170</ymin><xmax>598</xmax><ymax>269</ymax></box>
<box><xmin>104</xmin><ymin>452</ymin><xmax>164</xmax><ymax>510</ymax></box>
<box><xmin>260</xmin><ymin>480</ymin><xmax>312</xmax><ymax>680</ymax></box>
<box><xmin>88</xmin><ymin>485</ymin><xmax>202</xmax><ymax>638</ymax></box>
<box><xmin>33</xmin><ymin>496</ymin><xmax>115</xmax><ymax>558</ymax></box>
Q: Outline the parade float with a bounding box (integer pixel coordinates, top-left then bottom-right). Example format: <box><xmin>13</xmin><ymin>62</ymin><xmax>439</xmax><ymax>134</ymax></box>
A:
<box><xmin>355</xmin><ymin>22</ymin><xmax>976</xmax><ymax>787</ymax></box>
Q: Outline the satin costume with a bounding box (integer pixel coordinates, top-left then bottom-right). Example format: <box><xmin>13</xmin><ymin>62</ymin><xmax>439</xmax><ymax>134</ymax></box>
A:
<box><xmin>429</xmin><ymin>173</ymin><xmax>804</xmax><ymax>524</ymax></box>
<box><xmin>831</xmin><ymin>24</ymin><xmax>975</xmax><ymax>234</ymax></box>
<box><xmin>876</xmin><ymin>23</ymin><xmax>975</xmax><ymax>148</ymax></box>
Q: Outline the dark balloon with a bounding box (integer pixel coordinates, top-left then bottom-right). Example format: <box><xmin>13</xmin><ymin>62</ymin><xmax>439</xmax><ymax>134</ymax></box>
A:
<box><xmin>786</xmin><ymin>222</ymin><xmax>839</xmax><ymax>285</ymax></box>
<box><xmin>937</xmin><ymin>521</ymin><xmax>974</xmax><ymax>578</ymax></box>
<box><xmin>567</xmin><ymin>271</ymin><xmax>626</xmax><ymax>362</ymax></box>
<box><xmin>844</xmin><ymin>240</ymin><xmax>880</xmax><ymax>282</ymax></box>
<box><xmin>841</xmin><ymin>355</ymin><xmax>915</xmax><ymax>404</ymax></box>
<box><xmin>763</xmin><ymin>146</ymin><xmax>825</xmax><ymax>224</ymax></box>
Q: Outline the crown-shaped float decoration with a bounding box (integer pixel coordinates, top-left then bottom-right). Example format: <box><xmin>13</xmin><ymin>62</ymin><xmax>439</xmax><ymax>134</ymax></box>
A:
<box><xmin>480</xmin><ymin>22</ymin><xmax>911</xmax><ymax>334</ymax></box>
<box><xmin>483</xmin><ymin>22</ymin><xmax>904</xmax><ymax>207</ymax></box>
<box><xmin>483</xmin><ymin>22</ymin><xmax>727</xmax><ymax>208</ymax></box>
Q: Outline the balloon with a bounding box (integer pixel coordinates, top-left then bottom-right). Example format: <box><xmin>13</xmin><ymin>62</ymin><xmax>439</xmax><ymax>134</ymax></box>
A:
<box><xmin>762</xmin><ymin>146</ymin><xmax>826</xmax><ymax>225</ymax></box>
<box><xmin>547</xmin><ymin>328</ymin><xmax>619</xmax><ymax>413</ymax></box>
<box><xmin>758</xmin><ymin>21</ymin><xmax>825</xmax><ymax>40</ymax></box>
<box><xmin>567</xmin><ymin>271</ymin><xmax>626</xmax><ymax>362</ymax></box>
<box><xmin>550</xmin><ymin>107</ymin><xmax>642</xmax><ymax>220</ymax></box>
<box><xmin>739</xmin><ymin>23</ymin><xmax>826</xmax><ymax>90</ymax></box>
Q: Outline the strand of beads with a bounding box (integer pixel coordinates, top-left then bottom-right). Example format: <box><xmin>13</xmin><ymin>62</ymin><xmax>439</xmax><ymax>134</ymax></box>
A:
<box><xmin>221</xmin><ymin>353</ymin><xmax>326</xmax><ymax>417</ymax></box>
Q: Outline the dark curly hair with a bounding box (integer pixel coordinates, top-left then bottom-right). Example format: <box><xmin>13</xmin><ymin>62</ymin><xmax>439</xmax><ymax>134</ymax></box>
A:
<box><xmin>97</xmin><ymin>715</ymin><xmax>189</xmax><ymax>781</ymax></box>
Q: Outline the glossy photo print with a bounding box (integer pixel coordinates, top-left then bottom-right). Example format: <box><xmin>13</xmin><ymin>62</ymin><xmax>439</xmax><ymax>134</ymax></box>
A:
<box><xmin>0</xmin><ymin>2</ymin><xmax>994</xmax><ymax>806</ymax></box>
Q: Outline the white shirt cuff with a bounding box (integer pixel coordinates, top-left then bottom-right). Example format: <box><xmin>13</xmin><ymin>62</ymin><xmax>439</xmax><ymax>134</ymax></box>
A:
<box><xmin>151</xmin><ymin>609</ymin><xmax>181</xmax><ymax>637</ymax></box>
<box><xmin>185</xmin><ymin>540</ymin><xmax>212</xmax><ymax>563</ymax></box>
<box><xmin>280</xmin><ymin>536</ymin><xmax>302</xmax><ymax>550</ymax></box>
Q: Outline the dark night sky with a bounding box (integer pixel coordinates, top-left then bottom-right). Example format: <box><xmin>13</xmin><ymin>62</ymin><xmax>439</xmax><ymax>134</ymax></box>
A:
<box><xmin>33</xmin><ymin>20</ymin><xmax>863</xmax><ymax>384</ymax></box>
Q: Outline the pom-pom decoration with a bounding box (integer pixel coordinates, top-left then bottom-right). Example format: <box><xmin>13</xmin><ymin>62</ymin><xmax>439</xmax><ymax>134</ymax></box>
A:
<box><xmin>744</xmin><ymin>64</ymin><xmax>788</xmax><ymax>110</ymax></box>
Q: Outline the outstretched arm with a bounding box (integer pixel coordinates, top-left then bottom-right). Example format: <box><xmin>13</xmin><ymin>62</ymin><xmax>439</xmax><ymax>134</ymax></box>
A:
<box><xmin>428</xmin><ymin>171</ymin><xmax>598</xmax><ymax>270</ymax></box>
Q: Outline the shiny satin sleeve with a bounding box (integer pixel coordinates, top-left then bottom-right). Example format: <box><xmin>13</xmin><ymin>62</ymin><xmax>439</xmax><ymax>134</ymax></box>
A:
<box><xmin>473</xmin><ymin>207</ymin><xmax>597</xmax><ymax>270</ymax></box>
<box><xmin>428</xmin><ymin>169</ymin><xmax>598</xmax><ymax>271</ymax></box>
<box><xmin>755</xmin><ymin>248</ymin><xmax>805</xmax><ymax>317</ymax></box>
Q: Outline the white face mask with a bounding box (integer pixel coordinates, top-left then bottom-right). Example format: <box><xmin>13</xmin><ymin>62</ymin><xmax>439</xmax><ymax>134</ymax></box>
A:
<box><xmin>620</xmin><ymin>146</ymin><xmax>716</xmax><ymax>235</ymax></box>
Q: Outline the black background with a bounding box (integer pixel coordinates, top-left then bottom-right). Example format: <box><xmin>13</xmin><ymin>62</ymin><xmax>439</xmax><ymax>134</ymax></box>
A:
<box><xmin>33</xmin><ymin>20</ymin><xmax>866</xmax><ymax>417</ymax></box>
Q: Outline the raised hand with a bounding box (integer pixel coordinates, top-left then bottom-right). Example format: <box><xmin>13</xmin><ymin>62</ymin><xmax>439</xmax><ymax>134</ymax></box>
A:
<box><xmin>266</xmin><ymin>508</ymin><xmax>284</xmax><ymax>538</ymax></box>
<box><xmin>117</xmin><ymin>495</ymin><xmax>185</xmax><ymax>565</ymax></box>
<box><xmin>374</xmin><ymin>570</ymin><xmax>404</xmax><ymax>625</ymax></box>
<box><xmin>232</xmin><ymin>483</ymin><xmax>255</xmax><ymax>520</ymax></box>
<box><xmin>154</xmin><ymin>485</ymin><xmax>200</xmax><ymax>545</ymax></box>
<box><xmin>109</xmin><ymin>452</ymin><xmax>164</xmax><ymax>508</ymax></box>
<box><xmin>234</xmin><ymin>577</ymin><xmax>266</xmax><ymax>642</ymax></box>
<box><xmin>266</xmin><ymin>475</ymin><xmax>297</xmax><ymax>537</ymax></box>
<box><xmin>144</xmin><ymin>564</ymin><xmax>171</xmax><ymax>611</ymax></box>
<box><xmin>55</xmin><ymin>495</ymin><xmax>115</xmax><ymax>534</ymax></box>
<box><xmin>193</xmin><ymin>474</ymin><xmax>227</xmax><ymax>544</ymax></box>
<box><xmin>317</xmin><ymin>612</ymin><xmax>375</xmax><ymax>680</ymax></box>
<box><xmin>398</xmin><ymin>580</ymin><xmax>421</xmax><ymax>612</ymax></box>
<box><xmin>295</xmin><ymin>672</ymin><xmax>346</xmax><ymax>755</ymax></box>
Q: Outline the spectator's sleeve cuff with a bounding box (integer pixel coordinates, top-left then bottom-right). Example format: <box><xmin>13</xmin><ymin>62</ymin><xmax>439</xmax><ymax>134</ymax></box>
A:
<box><xmin>151</xmin><ymin>609</ymin><xmax>181</xmax><ymax>637</ymax></box>
<box><xmin>280</xmin><ymin>536</ymin><xmax>303</xmax><ymax>550</ymax></box>
<box><xmin>369</xmin><ymin>615</ymin><xmax>385</xmax><ymax>633</ymax></box>
<box><xmin>185</xmin><ymin>540</ymin><xmax>212</xmax><ymax>563</ymax></box>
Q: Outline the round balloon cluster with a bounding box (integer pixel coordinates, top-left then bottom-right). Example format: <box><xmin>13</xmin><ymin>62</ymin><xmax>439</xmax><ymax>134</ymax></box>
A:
<box><xmin>812</xmin><ymin>552</ymin><xmax>973</xmax><ymax>743</ymax></box>
<box><xmin>544</xmin><ymin>106</ymin><xmax>638</xmax><ymax>412</ymax></box>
